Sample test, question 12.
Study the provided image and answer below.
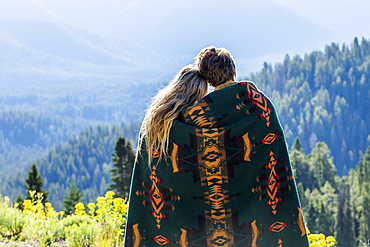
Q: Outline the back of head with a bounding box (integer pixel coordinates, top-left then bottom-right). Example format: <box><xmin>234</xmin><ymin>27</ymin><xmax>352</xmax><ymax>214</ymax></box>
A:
<box><xmin>195</xmin><ymin>46</ymin><xmax>236</xmax><ymax>87</ymax></box>
<box><xmin>141</xmin><ymin>65</ymin><xmax>208</xmax><ymax>167</ymax></box>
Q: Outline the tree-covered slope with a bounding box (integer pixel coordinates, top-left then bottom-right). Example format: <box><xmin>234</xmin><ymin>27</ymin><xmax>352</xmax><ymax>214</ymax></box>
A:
<box><xmin>0</xmin><ymin>123</ymin><xmax>139</xmax><ymax>211</ymax></box>
<box><xmin>0</xmin><ymin>111</ymin><xmax>94</xmax><ymax>172</ymax></box>
<box><xmin>249</xmin><ymin>37</ymin><xmax>370</xmax><ymax>174</ymax></box>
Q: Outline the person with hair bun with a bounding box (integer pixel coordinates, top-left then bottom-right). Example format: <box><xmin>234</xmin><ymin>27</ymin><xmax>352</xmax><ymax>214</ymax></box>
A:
<box><xmin>124</xmin><ymin>47</ymin><xmax>309</xmax><ymax>247</ymax></box>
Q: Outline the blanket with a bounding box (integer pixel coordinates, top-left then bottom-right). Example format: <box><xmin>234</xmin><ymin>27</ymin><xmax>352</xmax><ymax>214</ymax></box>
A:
<box><xmin>124</xmin><ymin>81</ymin><xmax>309</xmax><ymax>247</ymax></box>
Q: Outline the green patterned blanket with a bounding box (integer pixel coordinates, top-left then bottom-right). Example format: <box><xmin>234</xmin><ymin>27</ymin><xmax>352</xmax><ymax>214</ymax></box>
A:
<box><xmin>124</xmin><ymin>81</ymin><xmax>309</xmax><ymax>247</ymax></box>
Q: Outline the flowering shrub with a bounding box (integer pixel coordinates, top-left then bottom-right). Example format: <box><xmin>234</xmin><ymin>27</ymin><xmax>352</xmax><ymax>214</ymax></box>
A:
<box><xmin>66</xmin><ymin>190</ymin><xmax>128</xmax><ymax>247</ymax></box>
<box><xmin>0</xmin><ymin>195</ymin><xmax>26</xmax><ymax>239</ymax></box>
<box><xmin>21</xmin><ymin>191</ymin><xmax>64</xmax><ymax>246</ymax></box>
<box><xmin>1</xmin><ymin>192</ymin><xmax>333</xmax><ymax>247</ymax></box>
<box><xmin>1</xmin><ymin>191</ymin><xmax>127</xmax><ymax>246</ymax></box>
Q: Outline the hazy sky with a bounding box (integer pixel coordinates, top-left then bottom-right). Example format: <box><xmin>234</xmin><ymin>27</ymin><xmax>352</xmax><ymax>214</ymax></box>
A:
<box><xmin>272</xmin><ymin>0</ymin><xmax>370</xmax><ymax>42</ymax></box>
<box><xmin>3</xmin><ymin>0</ymin><xmax>369</xmax><ymax>43</ymax></box>
<box><xmin>1</xmin><ymin>0</ymin><xmax>369</xmax><ymax>76</ymax></box>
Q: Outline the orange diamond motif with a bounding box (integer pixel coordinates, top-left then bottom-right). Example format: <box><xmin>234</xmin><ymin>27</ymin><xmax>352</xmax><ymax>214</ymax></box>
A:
<box><xmin>149</xmin><ymin>184</ymin><xmax>164</xmax><ymax>214</ymax></box>
<box><xmin>147</xmin><ymin>149</ymin><xmax>161</xmax><ymax>158</ymax></box>
<box><xmin>268</xmin><ymin>222</ymin><xmax>287</xmax><ymax>232</ymax></box>
<box><xmin>247</xmin><ymin>84</ymin><xmax>267</xmax><ymax>112</ymax></box>
<box><xmin>267</xmin><ymin>167</ymin><xmax>280</xmax><ymax>200</ymax></box>
<box><xmin>154</xmin><ymin>235</ymin><xmax>170</xmax><ymax>245</ymax></box>
<box><xmin>262</xmin><ymin>133</ymin><xmax>277</xmax><ymax>144</ymax></box>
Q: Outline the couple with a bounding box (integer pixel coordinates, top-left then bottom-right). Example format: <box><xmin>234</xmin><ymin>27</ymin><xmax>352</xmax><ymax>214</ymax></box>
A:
<box><xmin>124</xmin><ymin>47</ymin><xmax>309</xmax><ymax>247</ymax></box>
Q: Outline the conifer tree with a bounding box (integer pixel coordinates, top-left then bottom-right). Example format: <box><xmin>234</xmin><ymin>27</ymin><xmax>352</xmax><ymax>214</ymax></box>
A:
<box><xmin>63</xmin><ymin>181</ymin><xmax>83</xmax><ymax>215</ymax></box>
<box><xmin>108</xmin><ymin>137</ymin><xmax>135</xmax><ymax>198</ymax></box>
<box><xmin>24</xmin><ymin>163</ymin><xmax>49</xmax><ymax>204</ymax></box>
<box><xmin>291</xmin><ymin>137</ymin><xmax>304</xmax><ymax>153</ymax></box>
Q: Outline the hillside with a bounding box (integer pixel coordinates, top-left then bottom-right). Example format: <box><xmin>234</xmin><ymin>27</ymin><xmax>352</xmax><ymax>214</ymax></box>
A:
<box><xmin>248</xmin><ymin>37</ymin><xmax>370</xmax><ymax>174</ymax></box>
<box><xmin>0</xmin><ymin>123</ymin><xmax>139</xmax><ymax>211</ymax></box>
<box><xmin>0</xmin><ymin>111</ymin><xmax>94</xmax><ymax>172</ymax></box>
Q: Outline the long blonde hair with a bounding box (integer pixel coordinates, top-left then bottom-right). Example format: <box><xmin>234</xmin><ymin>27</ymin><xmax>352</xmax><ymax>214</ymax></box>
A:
<box><xmin>140</xmin><ymin>65</ymin><xmax>208</xmax><ymax>166</ymax></box>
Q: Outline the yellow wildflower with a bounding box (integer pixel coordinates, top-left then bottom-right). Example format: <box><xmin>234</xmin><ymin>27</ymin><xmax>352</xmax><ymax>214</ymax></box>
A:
<box><xmin>36</xmin><ymin>192</ymin><xmax>43</xmax><ymax>200</ymax></box>
<box><xmin>88</xmin><ymin>203</ymin><xmax>96</xmax><ymax>209</ymax></box>
<box><xmin>309</xmin><ymin>234</ymin><xmax>318</xmax><ymax>241</ymax></box>
<box><xmin>45</xmin><ymin>202</ymin><xmax>52</xmax><ymax>208</ymax></box>
<box><xmin>37</xmin><ymin>210</ymin><xmax>45</xmax><ymax>217</ymax></box>
<box><xmin>59</xmin><ymin>211</ymin><xmax>65</xmax><ymax>217</ymax></box>
<box><xmin>29</xmin><ymin>190</ymin><xmax>36</xmax><ymax>198</ymax></box>
<box><xmin>35</xmin><ymin>203</ymin><xmax>44</xmax><ymax>211</ymax></box>
<box><xmin>97</xmin><ymin>197</ymin><xmax>105</xmax><ymax>203</ymax></box>
<box><xmin>105</xmin><ymin>191</ymin><xmax>115</xmax><ymax>199</ymax></box>
<box><xmin>14</xmin><ymin>202</ymin><xmax>19</xmax><ymax>209</ymax></box>
<box><xmin>326</xmin><ymin>236</ymin><xmax>336</xmax><ymax>242</ymax></box>
<box><xmin>318</xmin><ymin>233</ymin><xmax>325</xmax><ymax>241</ymax></box>
<box><xmin>113</xmin><ymin>198</ymin><xmax>123</xmax><ymax>207</ymax></box>
<box><xmin>23</xmin><ymin>200</ymin><xmax>32</xmax><ymax>207</ymax></box>
<box><xmin>75</xmin><ymin>202</ymin><xmax>85</xmax><ymax>210</ymax></box>
<box><xmin>305</xmin><ymin>225</ymin><xmax>310</xmax><ymax>235</ymax></box>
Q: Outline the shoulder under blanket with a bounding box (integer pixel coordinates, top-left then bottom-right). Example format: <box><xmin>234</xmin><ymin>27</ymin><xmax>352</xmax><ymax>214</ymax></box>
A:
<box><xmin>124</xmin><ymin>81</ymin><xmax>309</xmax><ymax>247</ymax></box>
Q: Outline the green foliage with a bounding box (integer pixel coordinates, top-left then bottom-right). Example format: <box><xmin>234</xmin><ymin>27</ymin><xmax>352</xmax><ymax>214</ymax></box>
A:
<box><xmin>0</xmin><ymin>191</ymin><xmax>127</xmax><ymax>246</ymax></box>
<box><xmin>64</xmin><ymin>219</ymin><xmax>96</xmax><ymax>247</ymax></box>
<box><xmin>0</xmin><ymin>195</ymin><xmax>26</xmax><ymax>239</ymax></box>
<box><xmin>249</xmin><ymin>38</ymin><xmax>370</xmax><ymax>174</ymax></box>
<box><xmin>108</xmin><ymin>137</ymin><xmax>135</xmax><ymax>198</ymax></box>
<box><xmin>24</xmin><ymin>163</ymin><xmax>49</xmax><ymax>204</ymax></box>
<box><xmin>63</xmin><ymin>181</ymin><xmax>84</xmax><ymax>215</ymax></box>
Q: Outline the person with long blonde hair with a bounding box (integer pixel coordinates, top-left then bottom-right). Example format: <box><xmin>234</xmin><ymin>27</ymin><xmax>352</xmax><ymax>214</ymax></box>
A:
<box><xmin>139</xmin><ymin>64</ymin><xmax>208</xmax><ymax>167</ymax></box>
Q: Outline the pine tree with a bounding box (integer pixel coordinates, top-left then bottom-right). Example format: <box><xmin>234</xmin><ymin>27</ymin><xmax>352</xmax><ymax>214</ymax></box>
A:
<box><xmin>291</xmin><ymin>137</ymin><xmax>304</xmax><ymax>153</ymax></box>
<box><xmin>24</xmin><ymin>163</ymin><xmax>49</xmax><ymax>204</ymax></box>
<box><xmin>63</xmin><ymin>181</ymin><xmax>83</xmax><ymax>215</ymax></box>
<box><xmin>290</xmin><ymin>147</ymin><xmax>310</xmax><ymax>189</ymax></box>
<box><xmin>308</xmin><ymin>142</ymin><xmax>337</xmax><ymax>189</ymax></box>
<box><xmin>108</xmin><ymin>137</ymin><xmax>135</xmax><ymax>198</ymax></box>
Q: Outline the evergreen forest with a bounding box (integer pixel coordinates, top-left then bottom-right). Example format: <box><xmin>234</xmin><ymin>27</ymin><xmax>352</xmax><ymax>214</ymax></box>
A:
<box><xmin>249</xmin><ymin>37</ymin><xmax>370</xmax><ymax>174</ymax></box>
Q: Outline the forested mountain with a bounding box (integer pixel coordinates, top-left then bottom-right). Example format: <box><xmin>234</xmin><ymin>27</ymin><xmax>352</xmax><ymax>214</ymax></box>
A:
<box><xmin>0</xmin><ymin>111</ymin><xmax>95</xmax><ymax>172</ymax></box>
<box><xmin>249</xmin><ymin>37</ymin><xmax>370</xmax><ymax>174</ymax></box>
<box><xmin>0</xmin><ymin>123</ymin><xmax>139</xmax><ymax>211</ymax></box>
